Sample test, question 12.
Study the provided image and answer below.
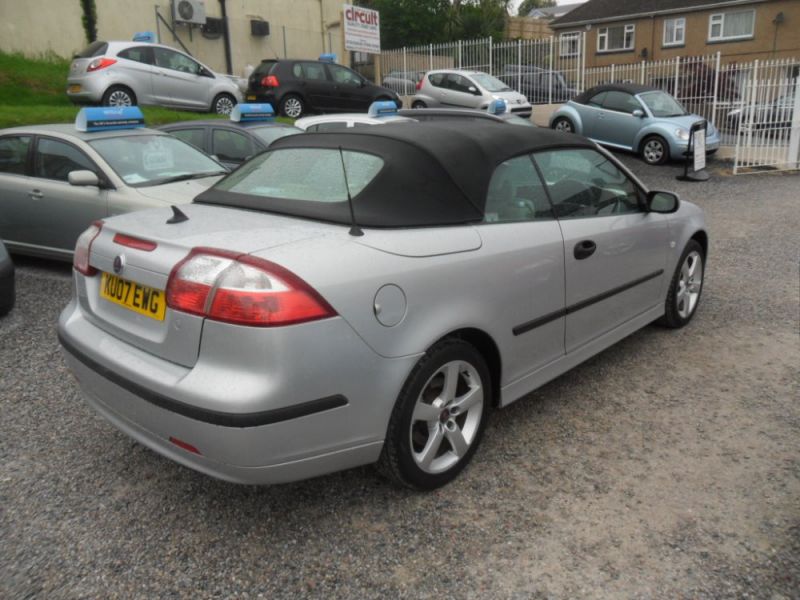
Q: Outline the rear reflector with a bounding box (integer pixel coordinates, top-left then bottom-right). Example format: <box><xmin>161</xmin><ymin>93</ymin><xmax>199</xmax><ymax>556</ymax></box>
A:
<box><xmin>113</xmin><ymin>233</ymin><xmax>157</xmax><ymax>252</ymax></box>
<box><xmin>166</xmin><ymin>248</ymin><xmax>336</xmax><ymax>327</ymax></box>
<box><xmin>169</xmin><ymin>436</ymin><xmax>202</xmax><ymax>455</ymax></box>
<box><xmin>73</xmin><ymin>221</ymin><xmax>103</xmax><ymax>276</ymax></box>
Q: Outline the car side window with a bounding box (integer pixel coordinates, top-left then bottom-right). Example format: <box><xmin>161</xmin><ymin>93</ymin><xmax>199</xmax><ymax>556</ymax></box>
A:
<box><xmin>428</xmin><ymin>73</ymin><xmax>446</xmax><ymax>88</ymax></box>
<box><xmin>299</xmin><ymin>62</ymin><xmax>327</xmax><ymax>81</ymax></box>
<box><xmin>117</xmin><ymin>46</ymin><xmax>154</xmax><ymax>65</ymax></box>
<box><xmin>212</xmin><ymin>129</ymin><xmax>254</xmax><ymax>163</ymax></box>
<box><xmin>170</xmin><ymin>128</ymin><xmax>206</xmax><ymax>151</ymax></box>
<box><xmin>328</xmin><ymin>64</ymin><xmax>361</xmax><ymax>86</ymax></box>
<box><xmin>447</xmin><ymin>74</ymin><xmax>473</xmax><ymax>94</ymax></box>
<box><xmin>483</xmin><ymin>155</ymin><xmax>553</xmax><ymax>223</ymax></box>
<box><xmin>34</xmin><ymin>138</ymin><xmax>97</xmax><ymax>182</ymax></box>
<box><xmin>602</xmin><ymin>91</ymin><xmax>642</xmax><ymax>114</ymax></box>
<box><xmin>533</xmin><ymin>148</ymin><xmax>642</xmax><ymax>219</ymax></box>
<box><xmin>587</xmin><ymin>91</ymin><xmax>607</xmax><ymax>107</ymax></box>
<box><xmin>154</xmin><ymin>48</ymin><xmax>201</xmax><ymax>75</ymax></box>
<box><xmin>0</xmin><ymin>136</ymin><xmax>31</xmax><ymax>176</ymax></box>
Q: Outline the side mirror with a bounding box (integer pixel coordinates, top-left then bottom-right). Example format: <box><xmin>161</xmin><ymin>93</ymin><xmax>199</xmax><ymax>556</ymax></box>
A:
<box><xmin>646</xmin><ymin>190</ymin><xmax>679</xmax><ymax>213</ymax></box>
<box><xmin>632</xmin><ymin>109</ymin><xmax>644</xmax><ymax>118</ymax></box>
<box><xmin>468</xmin><ymin>86</ymin><xmax>478</xmax><ymax>94</ymax></box>
<box><xmin>68</xmin><ymin>170</ymin><xmax>99</xmax><ymax>187</ymax></box>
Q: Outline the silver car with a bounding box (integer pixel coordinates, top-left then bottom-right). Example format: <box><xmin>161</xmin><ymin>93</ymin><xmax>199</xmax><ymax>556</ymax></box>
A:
<box><xmin>412</xmin><ymin>69</ymin><xmax>532</xmax><ymax>117</ymax></box>
<box><xmin>0</xmin><ymin>110</ymin><xmax>227</xmax><ymax>260</ymax></box>
<box><xmin>58</xmin><ymin>122</ymin><xmax>707</xmax><ymax>490</ymax></box>
<box><xmin>0</xmin><ymin>239</ymin><xmax>13</xmax><ymax>316</ymax></box>
<box><xmin>67</xmin><ymin>40</ymin><xmax>243</xmax><ymax>114</ymax></box>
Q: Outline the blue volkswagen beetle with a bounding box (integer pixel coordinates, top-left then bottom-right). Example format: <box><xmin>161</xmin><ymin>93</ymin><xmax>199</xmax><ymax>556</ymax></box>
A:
<box><xmin>549</xmin><ymin>83</ymin><xmax>720</xmax><ymax>165</ymax></box>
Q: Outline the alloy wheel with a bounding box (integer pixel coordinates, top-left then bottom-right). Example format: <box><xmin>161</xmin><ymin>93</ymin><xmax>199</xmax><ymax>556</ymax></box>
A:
<box><xmin>409</xmin><ymin>360</ymin><xmax>484</xmax><ymax>474</ymax></box>
<box><xmin>215</xmin><ymin>96</ymin><xmax>235</xmax><ymax>115</ymax></box>
<box><xmin>283</xmin><ymin>97</ymin><xmax>303</xmax><ymax>118</ymax></box>
<box><xmin>107</xmin><ymin>90</ymin><xmax>132</xmax><ymax>107</ymax></box>
<box><xmin>676</xmin><ymin>250</ymin><xmax>703</xmax><ymax>319</ymax></box>
<box><xmin>554</xmin><ymin>119</ymin><xmax>573</xmax><ymax>133</ymax></box>
<box><xmin>644</xmin><ymin>139</ymin><xmax>665</xmax><ymax>164</ymax></box>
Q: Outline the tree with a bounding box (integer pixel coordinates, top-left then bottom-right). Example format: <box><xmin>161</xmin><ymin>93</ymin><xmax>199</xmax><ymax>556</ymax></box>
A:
<box><xmin>517</xmin><ymin>0</ymin><xmax>556</xmax><ymax>17</ymax></box>
<box><xmin>360</xmin><ymin>0</ymin><xmax>451</xmax><ymax>49</ymax></box>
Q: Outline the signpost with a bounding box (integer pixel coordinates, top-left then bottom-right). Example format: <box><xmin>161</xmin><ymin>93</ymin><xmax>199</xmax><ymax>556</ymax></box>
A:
<box><xmin>343</xmin><ymin>4</ymin><xmax>381</xmax><ymax>54</ymax></box>
<box><xmin>677</xmin><ymin>120</ymin><xmax>710</xmax><ymax>182</ymax></box>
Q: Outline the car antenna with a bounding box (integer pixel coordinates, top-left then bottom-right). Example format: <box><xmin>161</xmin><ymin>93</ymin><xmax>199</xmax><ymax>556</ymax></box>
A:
<box><xmin>338</xmin><ymin>146</ymin><xmax>363</xmax><ymax>237</ymax></box>
<box><xmin>166</xmin><ymin>205</ymin><xmax>189</xmax><ymax>224</ymax></box>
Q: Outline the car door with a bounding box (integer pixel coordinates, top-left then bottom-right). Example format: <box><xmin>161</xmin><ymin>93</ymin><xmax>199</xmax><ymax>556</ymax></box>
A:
<box><xmin>596</xmin><ymin>91</ymin><xmax>646</xmax><ymax>149</ymax></box>
<box><xmin>211</xmin><ymin>128</ymin><xmax>257</xmax><ymax>168</ymax></box>
<box><xmin>27</xmin><ymin>137</ymin><xmax>109</xmax><ymax>254</ymax></box>
<box><xmin>478</xmin><ymin>154</ymin><xmax>566</xmax><ymax>382</ymax></box>
<box><xmin>443</xmin><ymin>73</ymin><xmax>482</xmax><ymax>109</ymax></box>
<box><xmin>533</xmin><ymin>147</ymin><xmax>669</xmax><ymax>353</ymax></box>
<box><xmin>152</xmin><ymin>47</ymin><xmax>209</xmax><ymax>110</ymax></box>
<box><xmin>294</xmin><ymin>62</ymin><xmax>336</xmax><ymax>110</ymax></box>
<box><xmin>0</xmin><ymin>134</ymin><xmax>37</xmax><ymax>249</ymax></box>
<box><xmin>326</xmin><ymin>64</ymin><xmax>369</xmax><ymax>111</ymax></box>
<box><xmin>578</xmin><ymin>91</ymin><xmax>607</xmax><ymax>138</ymax></box>
<box><xmin>115</xmin><ymin>46</ymin><xmax>156</xmax><ymax>104</ymax></box>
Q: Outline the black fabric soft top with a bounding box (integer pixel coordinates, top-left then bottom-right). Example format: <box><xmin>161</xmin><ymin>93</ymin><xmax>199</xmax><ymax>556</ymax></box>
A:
<box><xmin>573</xmin><ymin>83</ymin><xmax>661</xmax><ymax>105</ymax></box>
<box><xmin>194</xmin><ymin>121</ymin><xmax>596</xmax><ymax>228</ymax></box>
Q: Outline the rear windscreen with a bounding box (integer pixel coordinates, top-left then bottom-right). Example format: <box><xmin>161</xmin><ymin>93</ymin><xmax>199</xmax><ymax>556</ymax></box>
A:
<box><xmin>76</xmin><ymin>41</ymin><xmax>108</xmax><ymax>58</ymax></box>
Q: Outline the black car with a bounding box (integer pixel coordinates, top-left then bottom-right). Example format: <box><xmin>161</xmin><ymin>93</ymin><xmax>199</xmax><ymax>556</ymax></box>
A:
<box><xmin>159</xmin><ymin>118</ymin><xmax>301</xmax><ymax>169</ymax></box>
<box><xmin>501</xmin><ymin>65</ymin><xmax>576</xmax><ymax>104</ymax></box>
<box><xmin>246</xmin><ymin>59</ymin><xmax>401</xmax><ymax>119</ymax></box>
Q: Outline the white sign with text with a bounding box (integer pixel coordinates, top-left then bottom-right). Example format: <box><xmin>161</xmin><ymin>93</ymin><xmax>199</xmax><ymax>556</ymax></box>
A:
<box><xmin>344</xmin><ymin>4</ymin><xmax>381</xmax><ymax>54</ymax></box>
<box><xmin>693</xmin><ymin>127</ymin><xmax>706</xmax><ymax>171</ymax></box>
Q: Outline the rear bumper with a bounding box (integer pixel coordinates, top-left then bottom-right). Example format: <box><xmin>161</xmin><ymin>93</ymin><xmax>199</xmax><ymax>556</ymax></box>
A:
<box><xmin>66</xmin><ymin>76</ymin><xmax>105</xmax><ymax>103</ymax></box>
<box><xmin>58</xmin><ymin>298</ymin><xmax>418</xmax><ymax>484</ymax></box>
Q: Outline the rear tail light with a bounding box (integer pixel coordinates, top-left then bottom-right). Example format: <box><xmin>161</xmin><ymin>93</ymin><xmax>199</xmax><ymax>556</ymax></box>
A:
<box><xmin>260</xmin><ymin>75</ymin><xmax>279</xmax><ymax>88</ymax></box>
<box><xmin>166</xmin><ymin>248</ymin><xmax>336</xmax><ymax>327</ymax></box>
<box><xmin>415</xmin><ymin>79</ymin><xmax>423</xmax><ymax>91</ymax></box>
<box><xmin>73</xmin><ymin>221</ymin><xmax>103</xmax><ymax>276</ymax></box>
<box><xmin>87</xmin><ymin>57</ymin><xmax>117</xmax><ymax>72</ymax></box>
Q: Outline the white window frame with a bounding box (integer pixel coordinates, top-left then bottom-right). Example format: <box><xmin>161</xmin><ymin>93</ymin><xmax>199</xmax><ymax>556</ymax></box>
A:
<box><xmin>708</xmin><ymin>9</ymin><xmax>755</xmax><ymax>42</ymax></box>
<box><xmin>597</xmin><ymin>23</ymin><xmax>635</xmax><ymax>53</ymax></box>
<box><xmin>663</xmin><ymin>17</ymin><xmax>686</xmax><ymax>47</ymax></box>
<box><xmin>559</xmin><ymin>32</ymin><xmax>581</xmax><ymax>57</ymax></box>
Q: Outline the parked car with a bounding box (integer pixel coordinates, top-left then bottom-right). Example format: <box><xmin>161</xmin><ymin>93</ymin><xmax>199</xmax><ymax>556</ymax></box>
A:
<box><xmin>58</xmin><ymin>121</ymin><xmax>707</xmax><ymax>490</ymax></box>
<box><xmin>0</xmin><ymin>107</ymin><xmax>227</xmax><ymax>260</ymax></box>
<box><xmin>67</xmin><ymin>40</ymin><xmax>243</xmax><ymax>114</ymax></box>
<box><xmin>160</xmin><ymin>104</ymin><xmax>301</xmax><ymax>169</ymax></box>
<box><xmin>412</xmin><ymin>69</ymin><xmax>532</xmax><ymax>117</ymax></box>
<box><xmin>500</xmin><ymin>65</ymin><xmax>576</xmax><ymax>104</ymax></box>
<box><xmin>549</xmin><ymin>83</ymin><xmax>720</xmax><ymax>165</ymax></box>
<box><xmin>294</xmin><ymin>101</ymin><xmax>415</xmax><ymax>131</ymax></box>
<box><xmin>382</xmin><ymin>70</ymin><xmax>426</xmax><ymax>95</ymax></box>
<box><xmin>0</xmin><ymin>239</ymin><xmax>14</xmax><ymax>317</ymax></box>
<box><xmin>245</xmin><ymin>59</ymin><xmax>401</xmax><ymax>119</ymax></box>
<box><xmin>725</xmin><ymin>92</ymin><xmax>796</xmax><ymax>132</ymax></box>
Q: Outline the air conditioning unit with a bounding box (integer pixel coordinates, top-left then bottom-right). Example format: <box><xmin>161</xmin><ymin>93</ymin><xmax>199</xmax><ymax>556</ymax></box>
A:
<box><xmin>174</xmin><ymin>0</ymin><xmax>206</xmax><ymax>25</ymax></box>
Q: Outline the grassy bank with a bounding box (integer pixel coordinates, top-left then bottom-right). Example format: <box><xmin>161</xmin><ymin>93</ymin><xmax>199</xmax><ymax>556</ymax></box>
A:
<box><xmin>0</xmin><ymin>51</ymin><xmax>289</xmax><ymax>128</ymax></box>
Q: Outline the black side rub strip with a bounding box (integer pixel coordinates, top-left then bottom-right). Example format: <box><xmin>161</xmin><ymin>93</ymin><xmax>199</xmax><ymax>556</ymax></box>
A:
<box><xmin>513</xmin><ymin>269</ymin><xmax>664</xmax><ymax>336</ymax></box>
<box><xmin>58</xmin><ymin>332</ymin><xmax>348</xmax><ymax>428</ymax></box>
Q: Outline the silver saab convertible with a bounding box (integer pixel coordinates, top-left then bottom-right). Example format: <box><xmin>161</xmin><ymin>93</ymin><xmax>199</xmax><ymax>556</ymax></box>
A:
<box><xmin>58</xmin><ymin>122</ymin><xmax>707</xmax><ymax>490</ymax></box>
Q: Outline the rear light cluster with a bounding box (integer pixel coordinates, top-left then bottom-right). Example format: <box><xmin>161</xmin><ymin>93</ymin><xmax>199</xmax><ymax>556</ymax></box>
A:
<box><xmin>415</xmin><ymin>79</ymin><xmax>423</xmax><ymax>91</ymax></box>
<box><xmin>73</xmin><ymin>221</ymin><xmax>103</xmax><ymax>276</ymax></box>
<box><xmin>260</xmin><ymin>75</ymin><xmax>280</xmax><ymax>88</ymax></box>
<box><xmin>87</xmin><ymin>57</ymin><xmax>117</xmax><ymax>72</ymax></box>
<box><xmin>166</xmin><ymin>248</ymin><xmax>336</xmax><ymax>327</ymax></box>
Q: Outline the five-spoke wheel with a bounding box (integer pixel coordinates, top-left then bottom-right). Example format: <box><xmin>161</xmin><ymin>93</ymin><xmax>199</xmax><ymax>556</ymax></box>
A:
<box><xmin>659</xmin><ymin>239</ymin><xmax>705</xmax><ymax>328</ymax></box>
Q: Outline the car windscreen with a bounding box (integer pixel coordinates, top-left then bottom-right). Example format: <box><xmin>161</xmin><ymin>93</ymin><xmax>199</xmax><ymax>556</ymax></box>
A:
<box><xmin>250</xmin><ymin>126</ymin><xmax>302</xmax><ymax>145</ymax></box>
<box><xmin>89</xmin><ymin>135</ymin><xmax>226</xmax><ymax>187</ymax></box>
<box><xmin>470</xmin><ymin>73</ymin><xmax>512</xmax><ymax>93</ymax></box>
<box><xmin>639</xmin><ymin>91</ymin><xmax>688</xmax><ymax>117</ymax></box>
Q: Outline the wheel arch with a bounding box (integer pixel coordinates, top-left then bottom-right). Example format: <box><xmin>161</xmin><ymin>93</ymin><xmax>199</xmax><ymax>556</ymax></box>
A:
<box><xmin>550</xmin><ymin>105</ymin><xmax>583</xmax><ymax>134</ymax></box>
<box><xmin>690</xmin><ymin>229</ymin><xmax>709</xmax><ymax>257</ymax></box>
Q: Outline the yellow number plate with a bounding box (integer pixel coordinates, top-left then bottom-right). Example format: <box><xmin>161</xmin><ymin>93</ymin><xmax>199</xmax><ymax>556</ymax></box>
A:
<box><xmin>246</xmin><ymin>95</ymin><xmax>256</xmax><ymax>101</ymax></box>
<box><xmin>68</xmin><ymin>84</ymin><xmax>82</xmax><ymax>93</ymax></box>
<box><xmin>100</xmin><ymin>272</ymin><xmax>166</xmax><ymax>321</ymax></box>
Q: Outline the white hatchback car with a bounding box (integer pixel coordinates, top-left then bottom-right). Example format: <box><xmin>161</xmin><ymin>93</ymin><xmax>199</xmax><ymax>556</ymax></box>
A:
<box><xmin>67</xmin><ymin>40</ymin><xmax>243</xmax><ymax>114</ymax></box>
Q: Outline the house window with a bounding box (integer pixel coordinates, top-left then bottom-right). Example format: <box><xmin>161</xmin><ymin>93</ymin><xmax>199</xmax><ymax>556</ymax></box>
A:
<box><xmin>663</xmin><ymin>17</ymin><xmax>685</xmax><ymax>46</ymax></box>
<box><xmin>560</xmin><ymin>32</ymin><xmax>581</xmax><ymax>57</ymax></box>
<box><xmin>708</xmin><ymin>10</ymin><xmax>755</xmax><ymax>42</ymax></box>
<box><xmin>597</xmin><ymin>24</ymin><xmax>635</xmax><ymax>52</ymax></box>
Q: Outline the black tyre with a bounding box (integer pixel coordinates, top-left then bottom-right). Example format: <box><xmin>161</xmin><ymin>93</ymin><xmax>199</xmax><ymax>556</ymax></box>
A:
<box><xmin>378</xmin><ymin>339</ymin><xmax>492</xmax><ymax>490</ymax></box>
<box><xmin>211</xmin><ymin>93</ymin><xmax>236</xmax><ymax>115</ymax></box>
<box><xmin>552</xmin><ymin>117</ymin><xmax>574</xmax><ymax>134</ymax></box>
<box><xmin>641</xmin><ymin>135</ymin><xmax>670</xmax><ymax>165</ymax></box>
<box><xmin>411</xmin><ymin>100</ymin><xmax>426</xmax><ymax>109</ymax></box>
<box><xmin>657</xmin><ymin>240</ymin><xmax>705</xmax><ymax>329</ymax></box>
<box><xmin>102</xmin><ymin>86</ymin><xmax>136</xmax><ymax>107</ymax></box>
<box><xmin>280</xmin><ymin>94</ymin><xmax>305</xmax><ymax>119</ymax></box>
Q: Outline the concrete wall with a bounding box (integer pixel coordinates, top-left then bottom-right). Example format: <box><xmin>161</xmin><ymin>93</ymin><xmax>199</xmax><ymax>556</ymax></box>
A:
<box><xmin>556</xmin><ymin>0</ymin><xmax>800</xmax><ymax>67</ymax></box>
<box><xmin>0</xmin><ymin>0</ymin><xmax>345</xmax><ymax>76</ymax></box>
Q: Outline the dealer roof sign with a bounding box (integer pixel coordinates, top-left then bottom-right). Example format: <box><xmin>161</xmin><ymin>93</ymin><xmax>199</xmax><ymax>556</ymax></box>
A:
<box><xmin>344</xmin><ymin>4</ymin><xmax>381</xmax><ymax>54</ymax></box>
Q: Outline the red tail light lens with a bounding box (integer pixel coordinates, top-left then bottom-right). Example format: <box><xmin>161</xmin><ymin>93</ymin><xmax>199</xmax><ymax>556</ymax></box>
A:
<box><xmin>73</xmin><ymin>221</ymin><xmax>103</xmax><ymax>276</ymax></box>
<box><xmin>260</xmin><ymin>75</ymin><xmax>280</xmax><ymax>87</ymax></box>
<box><xmin>415</xmin><ymin>79</ymin><xmax>423</xmax><ymax>91</ymax></box>
<box><xmin>87</xmin><ymin>57</ymin><xmax>117</xmax><ymax>72</ymax></box>
<box><xmin>166</xmin><ymin>249</ymin><xmax>336</xmax><ymax>327</ymax></box>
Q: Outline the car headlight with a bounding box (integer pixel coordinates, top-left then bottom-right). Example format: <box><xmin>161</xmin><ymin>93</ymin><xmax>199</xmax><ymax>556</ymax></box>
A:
<box><xmin>675</xmin><ymin>128</ymin><xmax>690</xmax><ymax>141</ymax></box>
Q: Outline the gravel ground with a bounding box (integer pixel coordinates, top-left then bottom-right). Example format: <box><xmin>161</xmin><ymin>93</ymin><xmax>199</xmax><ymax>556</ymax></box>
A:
<box><xmin>1</xmin><ymin>155</ymin><xmax>798</xmax><ymax>599</ymax></box>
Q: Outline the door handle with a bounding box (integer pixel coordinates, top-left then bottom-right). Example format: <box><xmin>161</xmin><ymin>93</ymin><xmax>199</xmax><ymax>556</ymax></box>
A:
<box><xmin>574</xmin><ymin>240</ymin><xmax>597</xmax><ymax>260</ymax></box>
<box><xmin>29</xmin><ymin>189</ymin><xmax>43</xmax><ymax>200</ymax></box>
